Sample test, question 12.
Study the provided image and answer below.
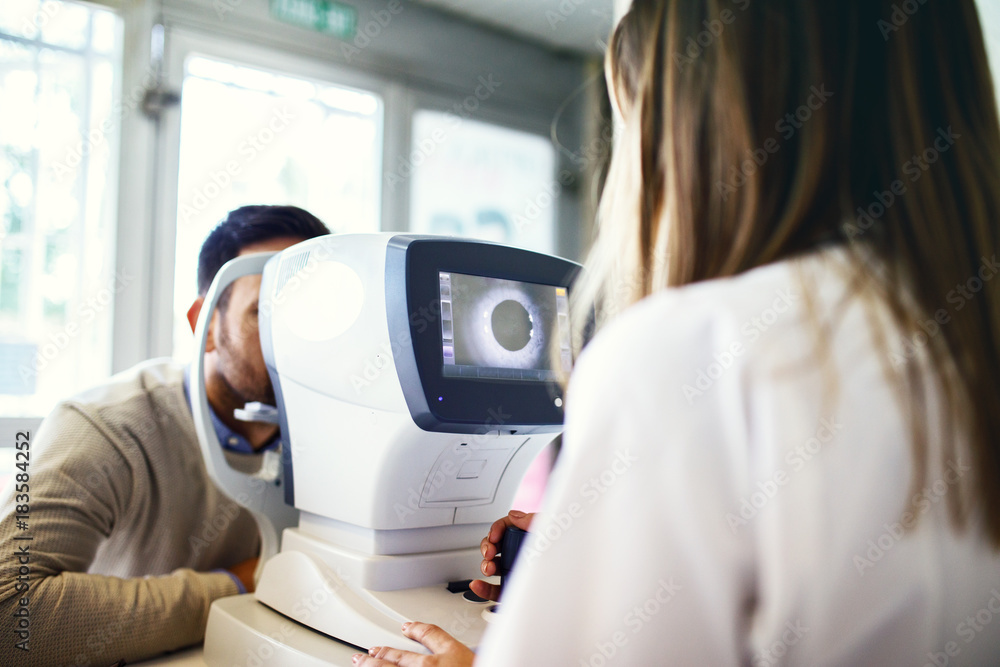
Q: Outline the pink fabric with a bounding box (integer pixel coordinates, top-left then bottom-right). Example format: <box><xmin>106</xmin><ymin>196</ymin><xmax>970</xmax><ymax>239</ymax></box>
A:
<box><xmin>510</xmin><ymin>442</ymin><xmax>554</xmax><ymax>513</ymax></box>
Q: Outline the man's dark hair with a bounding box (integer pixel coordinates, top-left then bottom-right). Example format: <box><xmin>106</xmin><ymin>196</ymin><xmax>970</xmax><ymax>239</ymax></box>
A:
<box><xmin>197</xmin><ymin>205</ymin><xmax>330</xmax><ymax>297</ymax></box>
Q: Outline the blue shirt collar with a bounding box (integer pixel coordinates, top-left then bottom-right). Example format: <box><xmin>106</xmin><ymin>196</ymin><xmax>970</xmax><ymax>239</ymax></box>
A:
<box><xmin>183</xmin><ymin>365</ymin><xmax>281</xmax><ymax>454</ymax></box>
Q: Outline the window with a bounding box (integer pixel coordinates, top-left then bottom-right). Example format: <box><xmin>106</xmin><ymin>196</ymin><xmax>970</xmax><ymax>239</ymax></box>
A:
<box><xmin>171</xmin><ymin>54</ymin><xmax>383</xmax><ymax>361</ymax></box>
<box><xmin>0</xmin><ymin>0</ymin><xmax>122</xmax><ymax>418</ymax></box>
<box><xmin>408</xmin><ymin>110</ymin><xmax>557</xmax><ymax>255</ymax></box>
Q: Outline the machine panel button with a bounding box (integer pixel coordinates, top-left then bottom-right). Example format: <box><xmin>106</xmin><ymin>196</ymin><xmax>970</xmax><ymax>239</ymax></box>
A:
<box><xmin>456</xmin><ymin>460</ymin><xmax>488</xmax><ymax>479</ymax></box>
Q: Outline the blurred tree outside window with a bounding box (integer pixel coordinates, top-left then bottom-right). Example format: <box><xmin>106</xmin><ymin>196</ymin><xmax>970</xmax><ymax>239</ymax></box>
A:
<box><xmin>0</xmin><ymin>0</ymin><xmax>122</xmax><ymax>418</ymax></box>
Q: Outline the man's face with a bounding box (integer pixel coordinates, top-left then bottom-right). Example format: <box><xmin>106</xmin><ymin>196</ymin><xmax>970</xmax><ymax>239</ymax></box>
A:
<box><xmin>213</xmin><ymin>237</ymin><xmax>304</xmax><ymax>406</ymax></box>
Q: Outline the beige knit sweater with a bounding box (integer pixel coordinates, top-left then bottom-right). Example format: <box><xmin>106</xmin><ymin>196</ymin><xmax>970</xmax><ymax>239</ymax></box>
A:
<box><xmin>0</xmin><ymin>360</ymin><xmax>262</xmax><ymax>666</ymax></box>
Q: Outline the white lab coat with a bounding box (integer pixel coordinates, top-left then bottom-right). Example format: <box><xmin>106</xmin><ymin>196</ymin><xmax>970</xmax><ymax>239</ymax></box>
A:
<box><xmin>476</xmin><ymin>247</ymin><xmax>1000</xmax><ymax>666</ymax></box>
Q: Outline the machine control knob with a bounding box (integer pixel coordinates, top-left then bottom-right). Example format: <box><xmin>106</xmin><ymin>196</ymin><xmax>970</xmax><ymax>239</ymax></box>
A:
<box><xmin>497</xmin><ymin>526</ymin><xmax>529</xmax><ymax>595</ymax></box>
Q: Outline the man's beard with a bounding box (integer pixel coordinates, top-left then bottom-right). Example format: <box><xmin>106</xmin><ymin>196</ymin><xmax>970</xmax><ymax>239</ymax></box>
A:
<box><xmin>218</xmin><ymin>360</ymin><xmax>276</xmax><ymax>406</ymax></box>
<box><xmin>217</xmin><ymin>318</ymin><xmax>276</xmax><ymax>406</ymax></box>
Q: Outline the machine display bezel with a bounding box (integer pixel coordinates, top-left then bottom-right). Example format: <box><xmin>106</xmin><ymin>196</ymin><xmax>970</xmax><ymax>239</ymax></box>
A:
<box><xmin>386</xmin><ymin>236</ymin><xmax>580</xmax><ymax>433</ymax></box>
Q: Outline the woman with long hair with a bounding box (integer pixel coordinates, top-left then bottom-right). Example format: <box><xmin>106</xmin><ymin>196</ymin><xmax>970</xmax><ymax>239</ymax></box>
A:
<box><xmin>357</xmin><ymin>0</ymin><xmax>1000</xmax><ymax>663</ymax></box>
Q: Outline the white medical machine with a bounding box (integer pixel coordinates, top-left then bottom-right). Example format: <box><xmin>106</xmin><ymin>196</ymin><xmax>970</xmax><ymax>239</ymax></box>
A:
<box><xmin>190</xmin><ymin>234</ymin><xmax>580</xmax><ymax>664</ymax></box>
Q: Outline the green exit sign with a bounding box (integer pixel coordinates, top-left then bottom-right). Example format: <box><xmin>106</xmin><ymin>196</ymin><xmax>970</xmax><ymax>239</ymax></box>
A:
<box><xmin>270</xmin><ymin>0</ymin><xmax>357</xmax><ymax>39</ymax></box>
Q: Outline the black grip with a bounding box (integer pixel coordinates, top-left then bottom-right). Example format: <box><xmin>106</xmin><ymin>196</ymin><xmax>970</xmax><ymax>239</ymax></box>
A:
<box><xmin>497</xmin><ymin>526</ymin><xmax>529</xmax><ymax>592</ymax></box>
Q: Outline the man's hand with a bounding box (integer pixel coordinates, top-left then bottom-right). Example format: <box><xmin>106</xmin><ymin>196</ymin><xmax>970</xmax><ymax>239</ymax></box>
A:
<box><xmin>353</xmin><ymin>622</ymin><xmax>474</xmax><ymax>667</ymax></box>
<box><xmin>227</xmin><ymin>556</ymin><xmax>259</xmax><ymax>593</ymax></box>
<box><xmin>469</xmin><ymin>509</ymin><xmax>535</xmax><ymax>602</ymax></box>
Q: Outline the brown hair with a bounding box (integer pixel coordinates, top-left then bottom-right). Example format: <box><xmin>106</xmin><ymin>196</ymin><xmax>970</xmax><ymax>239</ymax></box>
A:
<box><xmin>578</xmin><ymin>0</ymin><xmax>1000</xmax><ymax>545</ymax></box>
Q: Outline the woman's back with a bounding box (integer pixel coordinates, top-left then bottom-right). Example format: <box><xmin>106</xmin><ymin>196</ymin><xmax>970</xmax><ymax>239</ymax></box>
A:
<box><xmin>476</xmin><ymin>246</ymin><xmax>1000</xmax><ymax>665</ymax></box>
<box><xmin>354</xmin><ymin>2</ymin><xmax>1000</xmax><ymax>664</ymax></box>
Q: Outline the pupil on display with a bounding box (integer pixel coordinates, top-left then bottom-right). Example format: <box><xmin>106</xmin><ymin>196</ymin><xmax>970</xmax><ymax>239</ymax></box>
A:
<box><xmin>491</xmin><ymin>299</ymin><xmax>532</xmax><ymax>351</ymax></box>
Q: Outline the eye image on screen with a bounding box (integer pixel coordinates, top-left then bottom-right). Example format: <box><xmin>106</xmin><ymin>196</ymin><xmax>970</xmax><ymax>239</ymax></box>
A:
<box><xmin>439</xmin><ymin>272</ymin><xmax>570</xmax><ymax>381</ymax></box>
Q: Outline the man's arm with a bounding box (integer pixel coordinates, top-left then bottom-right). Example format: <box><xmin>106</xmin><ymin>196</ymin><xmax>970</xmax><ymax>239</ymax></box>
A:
<box><xmin>0</xmin><ymin>405</ymin><xmax>240</xmax><ymax>666</ymax></box>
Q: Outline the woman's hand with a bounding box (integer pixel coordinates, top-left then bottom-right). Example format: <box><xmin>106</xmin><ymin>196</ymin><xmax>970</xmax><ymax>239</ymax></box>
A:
<box><xmin>352</xmin><ymin>511</ymin><xmax>535</xmax><ymax>665</ymax></box>
<box><xmin>353</xmin><ymin>622</ymin><xmax>474</xmax><ymax>667</ymax></box>
<box><xmin>469</xmin><ymin>509</ymin><xmax>535</xmax><ymax>602</ymax></box>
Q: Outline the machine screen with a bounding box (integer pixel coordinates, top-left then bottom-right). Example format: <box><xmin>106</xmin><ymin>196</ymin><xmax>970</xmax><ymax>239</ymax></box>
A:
<box><xmin>439</xmin><ymin>272</ymin><xmax>571</xmax><ymax>381</ymax></box>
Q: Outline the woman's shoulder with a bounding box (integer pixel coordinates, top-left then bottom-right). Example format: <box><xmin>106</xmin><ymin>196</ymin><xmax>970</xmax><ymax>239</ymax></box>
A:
<box><xmin>575</xmin><ymin>247</ymin><xmax>850</xmax><ymax>388</ymax></box>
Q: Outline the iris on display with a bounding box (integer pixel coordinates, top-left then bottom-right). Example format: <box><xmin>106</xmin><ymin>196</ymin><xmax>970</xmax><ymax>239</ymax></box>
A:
<box><xmin>438</xmin><ymin>272</ymin><xmax>570</xmax><ymax>381</ymax></box>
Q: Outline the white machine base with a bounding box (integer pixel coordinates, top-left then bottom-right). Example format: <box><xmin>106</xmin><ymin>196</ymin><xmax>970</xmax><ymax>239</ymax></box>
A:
<box><xmin>203</xmin><ymin>551</ymin><xmax>500</xmax><ymax>666</ymax></box>
<box><xmin>204</xmin><ymin>595</ymin><xmax>361</xmax><ymax>667</ymax></box>
<box><xmin>256</xmin><ymin>550</ymin><xmax>494</xmax><ymax>649</ymax></box>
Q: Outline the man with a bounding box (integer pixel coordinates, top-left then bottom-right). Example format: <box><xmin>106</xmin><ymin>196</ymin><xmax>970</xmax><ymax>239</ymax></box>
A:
<box><xmin>0</xmin><ymin>205</ymin><xmax>330</xmax><ymax>666</ymax></box>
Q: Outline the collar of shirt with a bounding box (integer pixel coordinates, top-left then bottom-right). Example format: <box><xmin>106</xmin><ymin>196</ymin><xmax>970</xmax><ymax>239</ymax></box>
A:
<box><xmin>183</xmin><ymin>365</ymin><xmax>281</xmax><ymax>454</ymax></box>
